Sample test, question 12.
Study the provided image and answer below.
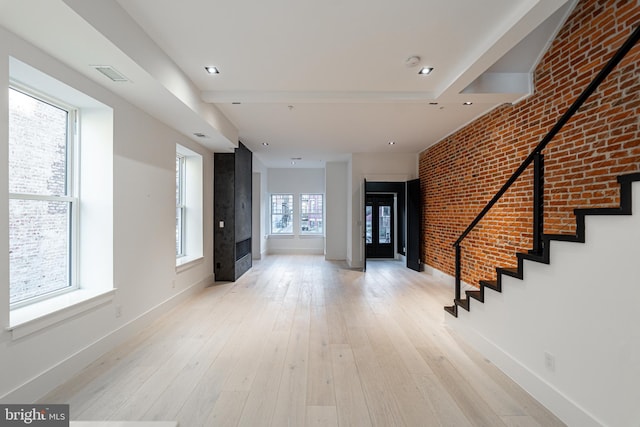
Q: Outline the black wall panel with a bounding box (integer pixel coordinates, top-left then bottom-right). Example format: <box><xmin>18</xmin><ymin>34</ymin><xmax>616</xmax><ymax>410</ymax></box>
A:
<box><xmin>235</xmin><ymin>142</ymin><xmax>252</xmax><ymax>242</ymax></box>
<box><xmin>406</xmin><ymin>178</ymin><xmax>422</xmax><ymax>271</ymax></box>
<box><xmin>214</xmin><ymin>142</ymin><xmax>252</xmax><ymax>281</ymax></box>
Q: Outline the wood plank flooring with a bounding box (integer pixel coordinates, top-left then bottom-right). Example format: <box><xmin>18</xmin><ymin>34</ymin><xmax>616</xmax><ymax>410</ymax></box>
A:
<box><xmin>42</xmin><ymin>255</ymin><xmax>565</xmax><ymax>426</ymax></box>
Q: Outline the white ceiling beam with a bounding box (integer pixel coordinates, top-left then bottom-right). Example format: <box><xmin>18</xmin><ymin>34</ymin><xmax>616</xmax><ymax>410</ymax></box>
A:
<box><xmin>201</xmin><ymin>91</ymin><xmax>439</xmax><ymax>104</ymax></box>
<box><xmin>61</xmin><ymin>0</ymin><xmax>239</xmax><ymax>148</ymax></box>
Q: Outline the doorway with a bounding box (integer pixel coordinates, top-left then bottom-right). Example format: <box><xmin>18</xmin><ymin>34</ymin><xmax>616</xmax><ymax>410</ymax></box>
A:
<box><xmin>365</xmin><ymin>194</ymin><xmax>395</xmax><ymax>258</ymax></box>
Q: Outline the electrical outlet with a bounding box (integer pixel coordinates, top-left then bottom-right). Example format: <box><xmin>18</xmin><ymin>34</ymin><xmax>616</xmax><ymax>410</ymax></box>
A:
<box><xmin>544</xmin><ymin>352</ymin><xmax>555</xmax><ymax>372</ymax></box>
<box><xmin>115</xmin><ymin>305</ymin><xmax>122</xmax><ymax>318</ymax></box>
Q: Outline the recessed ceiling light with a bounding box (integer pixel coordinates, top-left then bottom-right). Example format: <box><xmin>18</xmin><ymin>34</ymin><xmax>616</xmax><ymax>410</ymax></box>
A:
<box><xmin>418</xmin><ymin>67</ymin><xmax>434</xmax><ymax>75</ymax></box>
<box><xmin>291</xmin><ymin>161</ymin><xmax>296</xmax><ymax>165</ymax></box>
<box><xmin>463</xmin><ymin>101</ymin><xmax>473</xmax><ymax>105</ymax></box>
<box><xmin>388</xmin><ymin>141</ymin><xmax>396</xmax><ymax>145</ymax></box>
<box><xmin>205</xmin><ymin>66</ymin><xmax>219</xmax><ymax>74</ymax></box>
<box><xmin>262</xmin><ymin>142</ymin><xmax>269</xmax><ymax>146</ymax></box>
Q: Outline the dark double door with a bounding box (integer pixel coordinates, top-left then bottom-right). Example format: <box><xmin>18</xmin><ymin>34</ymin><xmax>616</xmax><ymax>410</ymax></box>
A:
<box><xmin>365</xmin><ymin>194</ymin><xmax>394</xmax><ymax>258</ymax></box>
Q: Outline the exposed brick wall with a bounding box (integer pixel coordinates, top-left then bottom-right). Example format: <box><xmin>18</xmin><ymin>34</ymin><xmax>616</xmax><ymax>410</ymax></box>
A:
<box><xmin>419</xmin><ymin>0</ymin><xmax>640</xmax><ymax>287</ymax></box>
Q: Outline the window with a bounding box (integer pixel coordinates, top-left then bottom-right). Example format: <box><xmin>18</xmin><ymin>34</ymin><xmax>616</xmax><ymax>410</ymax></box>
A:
<box><xmin>7</xmin><ymin>58</ymin><xmax>114</xmax><ymax>338</ymax></box>
<box><xmin>176</xmin><ymin>153</ymin><xmax>186</xmax><ymax>257</ymax></box>
<box><xmin>9</xmin><ymin>86</ymin><xmax>77</xmax><ymax>307</ymax></box>
<box><xmin>300</xmin><ymin>194</ymin><xmax>323</xmax><ymax>234</ymax></box>
<box><xmin>271</xmin><ymin>194</ymin><xmax>293</xmax><ymax>234</ymax></box>
<box><xmin>175</xmin><ymin>144</ymin><xmax>203</xmax><ymax>266</ymax></box>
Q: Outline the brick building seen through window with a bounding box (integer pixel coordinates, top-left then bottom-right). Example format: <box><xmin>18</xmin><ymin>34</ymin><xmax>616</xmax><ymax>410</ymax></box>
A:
<box><xmin>8</xmin><ymin>86</ymin><xmax>77</xmax><ymax>306</ymax></box>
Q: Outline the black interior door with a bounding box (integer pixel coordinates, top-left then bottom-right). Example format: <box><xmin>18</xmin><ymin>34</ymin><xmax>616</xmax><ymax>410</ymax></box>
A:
<box><xmin>406</xmin><ymin>179</ymin><xmax>422</xmax><ymax>271</ymax></box>
<box><xmin>362</xmin><ymin>179</ymin><xmax>366</xmax><ymax>272</ymax></box>
<box><xmin>365</xmin><ymin>194</ymin><xmax>394</xmax><ymax>258</ymax></box>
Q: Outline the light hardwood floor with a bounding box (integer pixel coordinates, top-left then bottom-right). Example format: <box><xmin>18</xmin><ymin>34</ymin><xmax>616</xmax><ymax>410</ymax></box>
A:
<box><xmin>42</xmin><ymin>255</ymin><xmax>565</xmax><ymax>427</ymax></box>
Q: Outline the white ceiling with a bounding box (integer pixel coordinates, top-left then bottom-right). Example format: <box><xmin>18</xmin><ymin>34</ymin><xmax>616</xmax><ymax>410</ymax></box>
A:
<box><xmin>0</xmin><ymin>0</ymin><xmax>574</xmax><ymax>167</ymax></box>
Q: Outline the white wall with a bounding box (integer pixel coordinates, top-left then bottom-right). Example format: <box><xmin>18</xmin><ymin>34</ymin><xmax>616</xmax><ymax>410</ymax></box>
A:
<box><xmin>325</xmin><ymin>162</ymin><xmax>348</xmax><ymax>260</ymax></box>
<box><xmin>252</xmin><ymin>156</ymin><xmax>268</xmax><ymax>259</ymax></box>
<box><xmin>347</xmin><ymin>152</ymin><xmax>418</xmax><ymax>268</ymax></box>
<box><xmin>0</xmin><ymin>27</ymin><xmax>214</xmax><ymax>401</ymax></box>
<box><xmin>448</xmin><ymin>180</ymin><xmax>640</xmax><ymax>427</ymax></box>
<box><xmin>267</xmin><ymin>168</ymin><xmax>325</xmax><ymax>255</ymax></box>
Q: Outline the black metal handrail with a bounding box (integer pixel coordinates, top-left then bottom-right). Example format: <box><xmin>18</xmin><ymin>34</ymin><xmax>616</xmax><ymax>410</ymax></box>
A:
<box><xmin>451</xmin><ymin>23</ymin><xmax>640</xmax><ymax>303</ymax></box>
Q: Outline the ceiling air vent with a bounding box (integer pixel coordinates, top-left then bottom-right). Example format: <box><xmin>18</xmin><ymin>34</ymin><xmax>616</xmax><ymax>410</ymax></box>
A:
<box><xmin>91</xmin><ymin>65</ymin><xmax>128</xmax><ymax>82</ymax></box>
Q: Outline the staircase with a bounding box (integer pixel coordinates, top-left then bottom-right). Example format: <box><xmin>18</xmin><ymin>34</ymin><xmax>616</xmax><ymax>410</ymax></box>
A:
<box><xmin>444</xmin><ymin>23</ymin><xmax>640</xmax><ymax>318</ymax></box>
<box><xmin>446</xmin><ymin>177</ymin><xmax>640</xmax><ymax>426</ymax></box>
<box><xmin>440</xmin><ymin>22</ymin><xmax>640</xmax><ymax>427</ymax></box>
<box><xmin>445</xmin><ymin>172</ymin><xmax>640</xmax><ymax>317</ymax></box>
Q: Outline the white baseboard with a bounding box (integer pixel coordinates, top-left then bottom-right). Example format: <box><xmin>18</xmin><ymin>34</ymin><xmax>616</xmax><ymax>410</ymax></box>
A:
<box><xmin>2</xmin><ymin>276</ymin><xmax>211</xmax><ymax>403</ymax></box>
<box><xmin>267</xmin><ymin>248</ymin><xmax>324</xmax><ymax>255</ymax></box>
<box><xmin>422</xmin><ymin>264</ymin><xmax>474</xmax><ymax>290</ymax></box>
<box><xmin>350</xmin><ymin>262</ymin><xmax>364</xmax><ymax>270</ymax></box>
<box><xmin>447</xmin><ymin>319</ymin><xmax>602</xmax><ymax>427</ymax></box>
<box><xmin>430</xmin><ymin>261</ymin><xmax>600</xmax><ymax>425</ymax></box>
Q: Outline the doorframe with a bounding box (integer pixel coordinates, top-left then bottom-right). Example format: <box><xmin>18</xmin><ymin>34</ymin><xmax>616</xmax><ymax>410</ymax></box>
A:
<box><xmin>364</xmin><ymin>181</ymin><xmax>406</xmax><ymax>261</ymax></box>
<box><xmin>365</xmin><ymin>193</ymin><xmax>396</xmax><ymax>259</ymax></box>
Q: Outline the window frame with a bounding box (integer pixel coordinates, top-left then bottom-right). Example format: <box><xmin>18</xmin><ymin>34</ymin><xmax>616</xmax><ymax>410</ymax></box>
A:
<box><xmin>176</xmin><ymin>153</ymin><xmax>186</xmax><ymax>258</ymax></box>
<box><xmin>175</xmin><ymin>144</ymin><xmax>203</xmax><ymax>268</ymax></box>
<box><xmin>8</xmin><ymin>83</ymin><xmax>80</xmax><ymax>309</ymax></box>
<box><xmin>270</xmin><ymin>193</ymin><xmax>294</xmax><ymax>235</ymax></box>
<box><xmin>300</xmin><ymin>193</ymin><xmax>324</xmax><ymax>235</ymax></box>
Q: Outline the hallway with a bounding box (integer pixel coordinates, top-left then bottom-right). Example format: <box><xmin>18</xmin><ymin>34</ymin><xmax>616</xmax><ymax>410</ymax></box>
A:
<box><xmin>43</xmin><ymin>255</ymin><xmax>564</xmax><ymax>426</ymax></box>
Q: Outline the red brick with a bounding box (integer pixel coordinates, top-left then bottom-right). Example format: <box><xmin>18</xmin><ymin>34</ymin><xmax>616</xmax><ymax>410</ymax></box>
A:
<box><xmin>419</xmin><ymin>0</ymin><xmax>640</xmax><ymax>286</ymax></box>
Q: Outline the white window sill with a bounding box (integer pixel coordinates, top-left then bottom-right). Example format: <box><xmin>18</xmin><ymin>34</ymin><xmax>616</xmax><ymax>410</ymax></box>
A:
<box><xmin>8</xmin><ymin>288</ymin><xmax>116</xmax><ymax>340</ymax></box>
<box><xmin>176</xmin><ymin>255</ymin><xmax>204</xmax><ymax>273</ymax></box>
<box><xmin>268</xmin><ymin>234</ymin><xmax>324</xmax><ymax>239</ymax></box>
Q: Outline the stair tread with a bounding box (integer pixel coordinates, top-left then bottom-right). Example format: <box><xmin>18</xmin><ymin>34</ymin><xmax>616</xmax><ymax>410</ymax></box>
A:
<box><xmin>519</xmin><ymin>250</ymin><xmax>541</xmax><ymax>258</ymax></box>
<box><xmin>518</xmin><ymin>251</ymin><xmax>548</xmax><ymax>263</ymax></box>
<box><xmin>466</xmin><ymin>290</ymin><xmax>484</xmax><ymax>302</ymax></box>
<box><xmin>444</xmin><ymin>305</ymin><xmax>458</xmax><ymax>317</ymax></box>
<box><xmin>480</xmin><ymin>280</ymin><xmax>500</xmax><ymax>291</ymax></box>
<box><xmin>454</xmin><ymin>298</ymin><xmax>470</xmax><ymax>311</ymax></box>
<box><xmin>545</xmin><ymin>233</ymin><xmax>580</xmax><ymax>242</ymax></box>
<box><xmin>498</xmin><ymin>267</ymin><xmax>521</xmax><ymax>279</ymax></box>
<box><xmin>618</xmin><ymin>172</ymin><xmax>640</xmax><ymax>184</ymax></box>
<box><xmin>575</xmin><ymin>207</ymin><xmax>628</xmax><ymax>216</ymax></box>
